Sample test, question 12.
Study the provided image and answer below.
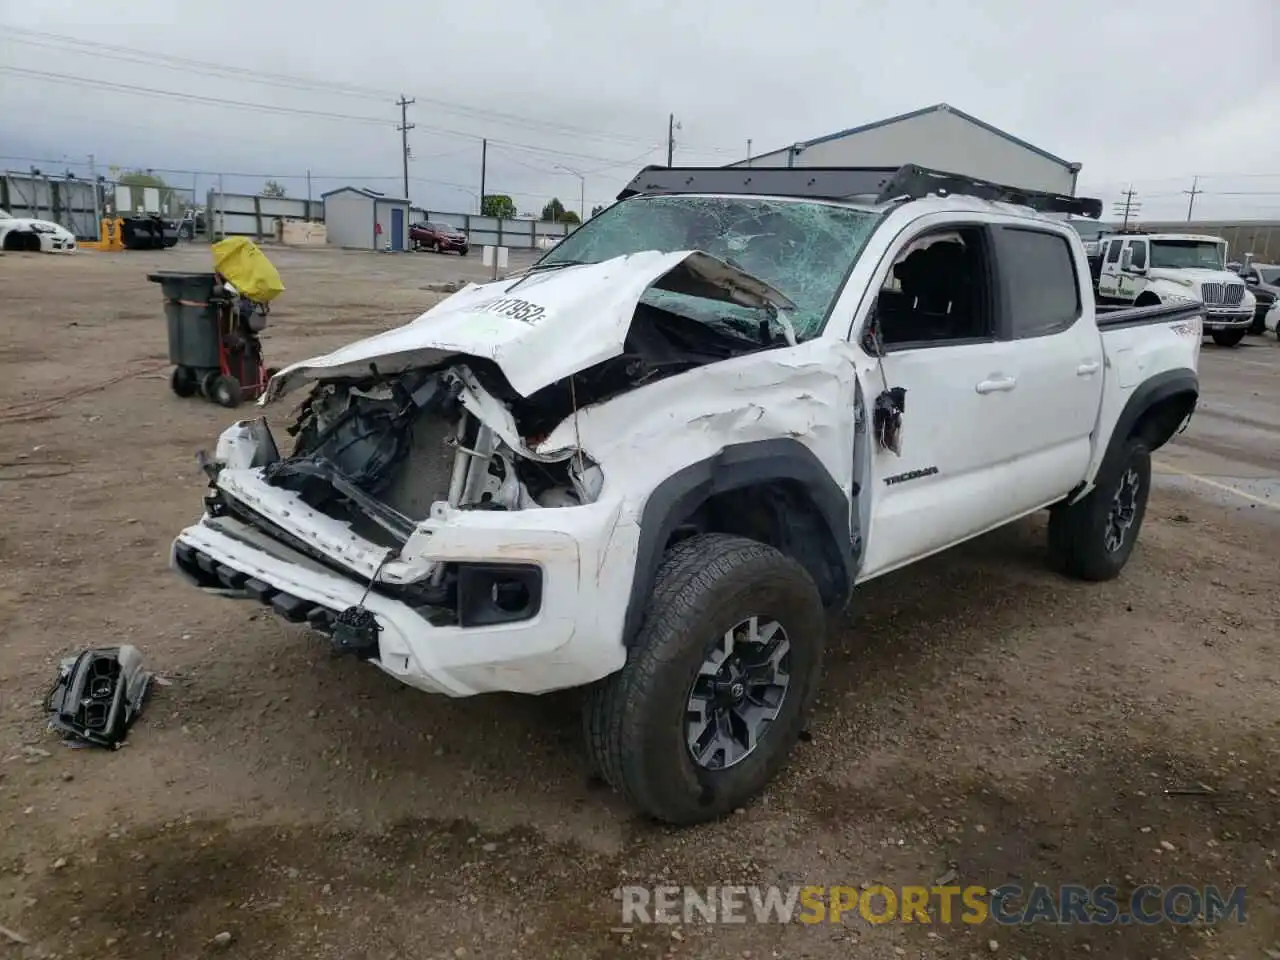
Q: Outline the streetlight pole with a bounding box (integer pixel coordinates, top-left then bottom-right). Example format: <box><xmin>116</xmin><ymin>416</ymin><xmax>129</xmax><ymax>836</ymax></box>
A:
<box><xmin>555</xmin><ymin>163</ymin><xmax>585</xmax><ymax>222</ymax></box>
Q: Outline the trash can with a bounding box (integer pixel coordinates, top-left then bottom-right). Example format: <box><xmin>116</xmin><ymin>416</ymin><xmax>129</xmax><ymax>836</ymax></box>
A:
<box><xmin>148</xmin><ymin>271</ymin><xmax>232</xmax><ymax>402</ymax></box>
<box><xmin>148</xmin><ymin>271</ymin><xmax>221</xmax><ymax>368</ymax></box>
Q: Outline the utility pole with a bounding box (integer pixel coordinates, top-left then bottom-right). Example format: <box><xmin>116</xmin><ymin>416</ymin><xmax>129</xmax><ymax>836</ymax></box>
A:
<box><xmin>479</xmin><ymin>138</ymin><xmax>487</xmax><ymax>216</ymax></box>
<box><xmin>746</xmin><ymin>139</ymin><xmax>752</xmax><ymax>167</ymax></box>
<box><xmin>667</xmin><ymin>113</ymin><xmax>676</xmax><ymax>167</ymax></box>
<box><xmin>306</xmin><ymin>168</ymin><xmax>312</xmax><ymax>218</ymax></box>
<box><xmin>396</xmin><ymin>94</ymin><xmax>416</xmax><ymax>200</ymax></box>
<box><xmin>87</xmin><ymin>153</ymin><xmax>100</xmax><ymax>226</ymax></box>
<box><xmin>1183</xmin><ymin>175</ymin><xmax>1202</xmax><ymax>222</ymax></box>
<box><xmin>1111</xmin><ymin>186</ymin><xmax>1141</xmax><ymax>232</ymax></box>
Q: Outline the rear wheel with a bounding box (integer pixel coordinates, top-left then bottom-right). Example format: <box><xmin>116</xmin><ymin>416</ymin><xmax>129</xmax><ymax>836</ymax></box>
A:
<box><xmin>1211</xmin><ymin>328</ymin><xmax>1247</xmax><ymax>347</ymax></box>
<box><xmin>210</xmin><ymin>374</ymin><xmax>241</xmax><ymax>408</ymax></box>
<box><xmin>1048</xmin><ymin>437</ymin><xmax>1151</xmax><ymax>581</ymax></box>
<box><xmin>584</xmin><ymin>534</ymin><xmax>825</xmax><ymax>825</ymax></box>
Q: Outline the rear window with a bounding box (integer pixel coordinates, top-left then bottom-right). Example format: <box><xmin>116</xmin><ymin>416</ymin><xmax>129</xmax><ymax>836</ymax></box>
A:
<box><xmin>993</xmin><ymin>227</ymin><xmax>1082</xmax><ymax>339</ymax></box>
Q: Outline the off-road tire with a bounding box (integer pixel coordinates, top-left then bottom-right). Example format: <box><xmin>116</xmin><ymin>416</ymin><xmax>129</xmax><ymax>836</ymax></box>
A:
<box><xmin>1211</xmin><ymin>328</ymin><xmax>1247</xmax><ymax>347</ymax></box>
<box><xmin>583</xmin><ymin>534</ymin><xmax>825</xmax><ymax>825</ymax></box>
<box><xmin>1048</xmin><ymin>437</ymin><xmax>1151</xmax><ymax>581</ymax></box>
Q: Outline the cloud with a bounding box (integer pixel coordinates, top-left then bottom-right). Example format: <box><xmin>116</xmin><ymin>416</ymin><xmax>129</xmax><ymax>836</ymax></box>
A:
<box><xmin>2</xmin><ymin>0</ymin><xmax>1276</xmax><ymax>220</ymax></box>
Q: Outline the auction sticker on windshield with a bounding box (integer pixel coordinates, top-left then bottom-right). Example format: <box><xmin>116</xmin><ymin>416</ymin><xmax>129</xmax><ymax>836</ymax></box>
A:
<box><xmin>476</xmin><ymin>297</ymin><xmax>547</xmax><ymax>324</ymax></box>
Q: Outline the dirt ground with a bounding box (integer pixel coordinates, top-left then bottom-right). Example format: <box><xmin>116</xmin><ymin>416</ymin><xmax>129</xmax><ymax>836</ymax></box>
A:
<box><xmin>1</xmin><ymin>244</ymin><xmax>1277</xmax><ymax>960</ymax></box>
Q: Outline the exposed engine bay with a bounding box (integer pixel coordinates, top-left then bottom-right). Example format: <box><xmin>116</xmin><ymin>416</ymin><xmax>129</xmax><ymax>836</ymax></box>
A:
<box><xmin>259</xmin><ymin>299</ymin><xmax>779</xmax><ymax>547</ymax></box>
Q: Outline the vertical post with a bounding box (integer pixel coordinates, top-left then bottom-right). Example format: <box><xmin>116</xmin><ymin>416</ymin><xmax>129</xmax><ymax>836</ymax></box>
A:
<box><xmin>1183</xmin><ymin>176</ymin><xmax>1201</xmax><ymax>222</ymax></box>
<box><xmin>218</xmin><ymin>174</ymin><xmax>225</xmax><ymax>242</ymax></box>
<box><xmin>88</xmin><ymin>154</ymin><xmax>100</xmax><ymax>226</ymax></box>
<box><xmin>396</xmin><ymin>95</ymin><xmax>416</xmax><ymax>200</ymax></box>
<box><xmin>306</xmin><ymin>168</ymin><xmax>312</xmax><ymax>219</ymax></box>
<box><xmin>479</xmin><ymin>138</ymin><xmax>487</xmax><ymax>216</ymax></box>
<box><xmin>746</xmin><ymin>139</ymin><xmax>752</xmax><ymax>167</ymax></box>
<box><xmin>667</xmin><ymin>113</ymin><xmax>675</xmax><ymax>167</ymax></box>
<box><xmin>578</xmin><ymin>174</ymin><xmax>584</xmax><ymax>223</ymax></box>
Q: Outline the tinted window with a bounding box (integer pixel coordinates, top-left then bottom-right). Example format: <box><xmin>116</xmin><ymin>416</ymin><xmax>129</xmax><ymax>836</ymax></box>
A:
<box><xmin>1128</xmin><ymin>241</ymin><xmax>1147</xmax><ymax>269</ymax></box>
<box><xmin>994</xmin><ymin>228</ymin><xmax>1082</xmax><ymax>339</ymax></box>
<box><xmin>1105</xmin><ymin>240</ymin><xmax>1122</xmax><ymax>263</ymax></box>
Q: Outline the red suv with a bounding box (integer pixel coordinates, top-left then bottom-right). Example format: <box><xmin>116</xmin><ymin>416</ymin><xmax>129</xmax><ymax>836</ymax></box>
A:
<box><xmin>410</xmin><ymin>221</ymin><xmax>469</xmax><ymax>255</ymax></box>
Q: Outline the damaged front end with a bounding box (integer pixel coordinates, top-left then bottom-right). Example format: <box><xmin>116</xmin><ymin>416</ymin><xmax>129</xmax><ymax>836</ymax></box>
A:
<box><xmin>172</xmin><ymin>246</ymin><xmax>814</xmax><ymax>694</ymax></box>
<box><xmin>192</xmin><ymin>361</ymin><xmax>604</xmax><ymax>627</ymax></box>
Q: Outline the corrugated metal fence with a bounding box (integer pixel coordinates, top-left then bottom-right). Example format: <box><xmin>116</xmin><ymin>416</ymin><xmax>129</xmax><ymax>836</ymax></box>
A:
<box><xmin>1</xmin><ymin>172</ymin><xmax>102</xmax><ymax>238</ymax></box>
<box><xmin>1071</xmin><ymin>219</ymin><xmax>1280</xmax><ymax>262</ymax></box>
<box><xmin>203</xmin><ymin>190</ymin><xmax>580</xmax><ymax>250</ymax></box>
<box><xmin>410</xmin><ymin>209</ymin><xmax>577</xmax><ymax>250</ymax></box>
<box><xmin>206</xmin><ymin>190</ymin><xmax>321</xmax><ymax>240</ymax></box>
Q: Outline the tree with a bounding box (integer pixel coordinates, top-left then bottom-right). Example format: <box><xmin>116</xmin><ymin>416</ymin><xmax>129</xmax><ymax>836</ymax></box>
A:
<box><xmin>558</xmin><ymin>210</ymin><xmax>581</xmax><ymax>225</ymax></box>
<box><xmin>590</xmin><ymin>204</ymin><xmax>605</xmax><ymax>218</ymax></box>
<box><xmin>481</xmin><ymin>194</ymin><xmax>517</xmax><ymax>219</ymax></box>
<box><xmin>540</xmin><ymin>197</ymin><xmax>566</xmax><ymax>222</ymax></box>
<box><xmin>262</xmin><ymin>180</ymin><xmax>288</xmax><ymax>198</ymax></box>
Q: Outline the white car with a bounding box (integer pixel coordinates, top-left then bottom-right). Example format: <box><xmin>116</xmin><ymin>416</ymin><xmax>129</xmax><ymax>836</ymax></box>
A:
<box><xmin>0</xmin><ymin>208</ymin><xmax>78</xmax><ymax>253</ymax></box>
<box><xmin>172</xmin><ymin>164</ymin><xmax>1203</xmax><ymax>824</ymax></box>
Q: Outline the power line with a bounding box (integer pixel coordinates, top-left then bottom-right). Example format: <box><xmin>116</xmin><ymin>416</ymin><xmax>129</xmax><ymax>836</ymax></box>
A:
<box><xmin>0</xmin><ymin>65</ymin><xmax>675</xmax><ymax>170</ymax></box>
<box><xmin>4</xmin><ymin>27</ymin><xmax>741</xmax><ymax>156</ymax></box>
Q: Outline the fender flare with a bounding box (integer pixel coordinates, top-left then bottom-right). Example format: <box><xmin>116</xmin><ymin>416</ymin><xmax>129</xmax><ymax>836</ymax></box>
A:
<box><xmin>622</xmin><ymin>438</ymin><xmax>855</xmax><ymax>647</ymax></box>
<box><xmin>1086</xmin><ymin>367</ymin><xmax>1198</xmax><ymax>496</ymax></box>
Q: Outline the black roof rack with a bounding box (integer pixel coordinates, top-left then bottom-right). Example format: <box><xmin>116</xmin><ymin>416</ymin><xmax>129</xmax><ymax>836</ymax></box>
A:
<box><xmin>616</xmin><ymin>163</ymin><xmax>1103</xmax><ymax>219</ymax></box>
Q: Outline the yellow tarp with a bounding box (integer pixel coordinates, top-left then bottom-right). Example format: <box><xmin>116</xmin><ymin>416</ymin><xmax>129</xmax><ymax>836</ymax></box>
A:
<box><xmin>212</xmin><ymin>237</ymin><xmax>285</xmax><ymax>303</ymax></box>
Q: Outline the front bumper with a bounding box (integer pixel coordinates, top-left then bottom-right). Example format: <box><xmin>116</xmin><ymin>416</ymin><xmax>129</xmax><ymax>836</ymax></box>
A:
<box><xmin>1202</xmin><ymin>307</ymin><xmax>1253</xmax><ymax>331</ymax></box>
<box><xmin>170</xmin><ymin>496</ymin><xmax>636</xmax><ymax>697</ymax></box>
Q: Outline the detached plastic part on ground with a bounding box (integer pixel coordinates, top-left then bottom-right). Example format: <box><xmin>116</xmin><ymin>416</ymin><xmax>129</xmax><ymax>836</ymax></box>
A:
<box><xmin>45</xmin><ymin>645</ymin><xmax>151</xmax><ymax>749</ymax></box>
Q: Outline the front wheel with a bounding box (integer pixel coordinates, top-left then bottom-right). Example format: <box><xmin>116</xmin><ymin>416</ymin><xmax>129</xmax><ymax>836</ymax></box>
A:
<box><xmin>584</xmin><ymin>534</ymin><xmax>825</xmax><ymax>825</ymax></box>
<box><xmin>1048</xmin><ymin>437</ymin><xmax>1151</xmax><ymax>582</ymax></box>
<box><xmin>1211</xmin><ymin>328</ymin><xmax>1248</xmax><ymax>347</ymax></box>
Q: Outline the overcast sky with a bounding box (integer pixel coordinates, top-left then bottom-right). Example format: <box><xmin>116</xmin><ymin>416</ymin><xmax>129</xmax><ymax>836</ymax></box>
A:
<box><xmin>2</xmin><ymin>0</ymin><xmax>1277</xmax><ymax>222</ymax></box>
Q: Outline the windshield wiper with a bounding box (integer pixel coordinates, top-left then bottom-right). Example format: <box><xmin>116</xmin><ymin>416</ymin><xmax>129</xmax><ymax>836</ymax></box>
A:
<box><xmin>525</xmin><ymin>259</ymin><xmax>592</xmax><ymax>273</ymax></box>
<box><xmin>505</xmin><ymin>259</ymin><xmax>593</xmax><ymax>292</ymax></box>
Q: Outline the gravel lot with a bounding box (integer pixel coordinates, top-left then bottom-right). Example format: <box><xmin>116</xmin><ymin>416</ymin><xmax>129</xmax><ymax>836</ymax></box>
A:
<box><xmin>1</xmin><ymin>244</ymin><xmax>1277</xmax><ymax>959</ymax></box>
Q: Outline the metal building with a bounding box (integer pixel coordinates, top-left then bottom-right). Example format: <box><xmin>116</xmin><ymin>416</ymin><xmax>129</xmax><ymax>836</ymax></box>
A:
<box><xmin>730</xmin><ymin>103</ymin><xmax>1081</xmax><ymax>196</ymax></box>
<box><xmin>321</xmin><ymin>186</ymin><xmax>410</xmax><ymax>251</ymax></box>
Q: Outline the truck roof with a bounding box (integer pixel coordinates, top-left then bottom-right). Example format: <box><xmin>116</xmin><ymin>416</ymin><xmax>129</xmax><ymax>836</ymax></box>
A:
<box><xmin>1102</xmin><ymin>233</ymin><xmax>1225</xmax><ymax>244</ymax></box>
<box><xmin>617</xmin><ymin>163</ymin><xmax>1103</xmax><ymax>220</ymax></box>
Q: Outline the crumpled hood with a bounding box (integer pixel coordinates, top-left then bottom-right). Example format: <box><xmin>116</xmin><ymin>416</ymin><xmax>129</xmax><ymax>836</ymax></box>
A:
<box><xmin>263</xmin><ymin>250</ymin><xmax>795</xmax><ymax>402</ymax></box>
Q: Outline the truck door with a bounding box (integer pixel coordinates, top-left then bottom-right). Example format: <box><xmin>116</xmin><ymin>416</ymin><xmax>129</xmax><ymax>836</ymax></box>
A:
<box><xmin>1118</xmin><ymin>238</ymin><xmax>1149</xmax><ymax>301</ymax></box>
<box><xmin>1097</xmin><ymin>238</ymin><xmax>1126</xmax><ymax>300</ymax></box>
<box><xmin>987</xmin><ymin>223</ymin><xmax>1104</xmax><ymax>497</ymax></box>
<box><xmin>851</xmin><ymin>219</ymin><xmax>1104</xmax><ymax>581</ymax></box>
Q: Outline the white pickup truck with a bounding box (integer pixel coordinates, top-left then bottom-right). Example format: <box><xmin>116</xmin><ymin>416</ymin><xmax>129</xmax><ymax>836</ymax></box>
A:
<box><xmin>1096</xmin><ymin>232</ymin><xmax>1255</xmax><ymax>347</ymax></box>
<box><xmin>172</xmin><ymin>165</ymin><xmax>1203</xmax><ymax>824</ymax></box>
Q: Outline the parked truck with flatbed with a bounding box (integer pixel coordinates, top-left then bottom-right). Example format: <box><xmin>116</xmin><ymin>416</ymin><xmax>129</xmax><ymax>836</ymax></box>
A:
<box><xmin>171</xmin><ymin>164</ymin><xmax>1203</xmax><ymax>824</ymax></box>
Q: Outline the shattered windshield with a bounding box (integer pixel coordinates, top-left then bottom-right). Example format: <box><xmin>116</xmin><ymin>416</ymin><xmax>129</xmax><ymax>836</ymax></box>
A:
<box><xmin>535</xmin><ymin>195</ymin><xmax>880</xmax><ymax>341</ymax></box>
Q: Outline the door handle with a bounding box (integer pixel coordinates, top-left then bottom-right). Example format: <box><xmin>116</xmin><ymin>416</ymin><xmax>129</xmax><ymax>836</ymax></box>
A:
<box><xmin>1077</xmin><ymin>361</ymin><xmax>1101</xmax><ymax>376</ymax></box>
<box><xmin>975</xmin><ymin>376</ymin><xmax>1017</xmax><ymax>394</ymax></box>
